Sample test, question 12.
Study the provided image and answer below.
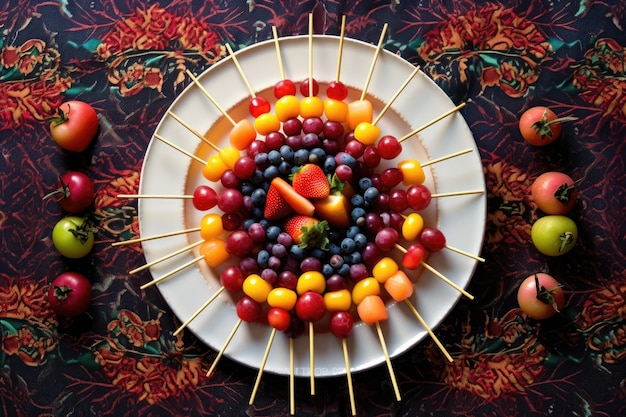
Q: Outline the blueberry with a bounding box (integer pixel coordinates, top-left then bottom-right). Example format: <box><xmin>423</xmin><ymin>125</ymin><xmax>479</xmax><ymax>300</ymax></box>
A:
<box><xmin>294</xmin><ymin>149</ymin><xmax>310</xmax><ymax>165</ymax></box>
<box><xmin>340</xmin><ymin>238</ymin><xmax>356</xmax><ymax>254</ymax></box>
<box><xmin>257</xmin><ymin>249</ymin><xmax>270</xmax><ymax>267</ymax></box>
<box><xmin>278</xmin><ymin>160</ymin><xmax>292</xmax><ymax>175</ymax></box>
<box><xmin>280</xmin><ymin>144</ymin><xmax>295</xmax><ymax>162</ymax></box>
<box><xmin>337</xmin><ymin>263</ymin><xmax>350</xmax><ymax>276</ymax></box>
<box><xmin>323</xmin><ymin>155</ymin><xmax>337</xmax><ymax>174</ymax></box>
<box><xmin>350</xmin><ymin>194</ymin><xmax>365</xmax><ymax>207</ymax></box>
<box><xmin>308</xmin><ymin>147</ymin><xmax>326</xmax><ymax>164</ymax></box>
<box><xmin>363</xmin><ymin>186</ymin><xmax>379</xmax><ymax>202</ymax></box>
<box><xmin>351</xmin><ymin>207</ymin><xmax>366</xmax><ymax>222</ymax></box>
<box><xmin>354</xmin><ymin>233</ymin><xmax>368</xmax><ymax>249</ymax></box>
<box><xmin>322</xmin><ymin>263</ymin><xmax>334</xmax><ymax>278</ymax></box>
<box><xmin>328</xmin><ymin>242</ymin><xmax>341</xmax><ymax>255</ymax></box>
<box><xmin>268</xmin><ymin>150</ymin><xmax>282</xmax><ymax>166</ymax></box>
<box><xmin>243</xmin><ymin>218</ymin><xmax>255</xmax><ymax>230</ymax></box>
<box><xmin>251</xmin><ymin>188</ymin><xmax>266</xmax><ymax>207</ymax></box>
<box><xmin>266</xmin><ymin>225</ymin><xmax>281</xmax><ymax>241</ymax></box>
<box><xmin>339</xmin><ymin>153</ymin><xmax>357</xmax><ymax>167</ymax></box>
<box><xmin>346</xmin><ymin>226</ymin><xmax>360</xmax><ymax>239</ymax></box>
<box><xmin>358</xmin><ymin>177</ymin><xmax>373</xmax><ymax>191</ymax></box>
<box><xmin>289</xmin><ymin>245</ymin><xmax>305</xmax><ymax>260</ymax></box>
<box><xmin>263</xmin><ymin>165</ymin><xmax>280</xmax><ymax>181</ymax></box>
<box><xmin>254</xmin><ymin>153</ymin><xmax>269</xmax><ymax>169</ymax></box>
<box><xmin>345</xmin><ymin>251</ymin><xmax>362</xmax><ymax>264</ymax></box>
<box><xmin>252</xmin><ymin>207</ymin><xmax>264</xmax><ymax>220</ymax></box>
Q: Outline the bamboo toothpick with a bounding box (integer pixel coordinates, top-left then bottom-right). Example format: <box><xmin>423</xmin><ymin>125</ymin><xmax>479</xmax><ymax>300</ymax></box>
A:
<box><xmin>375</xmin><ymin>321</ymin><xmax>401</xmax><ymax>401</ymax></box>
<box><xmin>249</xmin><ymin>328</ymin><xmax>277</xmax><ymax>405</ymax></box>
<box><xmin>140</xmin><ymin>254</ymin><xmax>204</xmax><ymax>290</ymax></box>
<box><xmin>360</xmin><ymin>23</ymin><xmax>388</xmax><ymax>100</ymax></box>
<box><xmin>431</xmin><ymin>189</ymin><xmax>484</xmax><ymax>198</ymax></box>
<box><xmin>185</xmin><ymin>70</ymin><xmax>237</xmax><ymax>126</ymax></box>
<box><xmin>111</xmin><ymin>226</ymin><xmax>200</xmax><ymax>246</ymax></box>
<box><xmin>289</xmin><ymin>337</ymin><xmax>295</xmax><ymax>415</ymax></box>
<box><xmin>130</xmin><ymin>240</ymin><xmax>204</xmax><ymax>275</ymax></box>
<box><xmin>309</xmin><ymin>321</ymin><xmax>315</xmax><ymax>395</ymax></box>
<box><xmin>225</xmin><ymin>43</ymin><xmax>256</xmax><ymax>98</ymax></box>
<box><xmin>308</xmin><ymin>13</ymin><xmax>314</xmax><ymax>98</ymax></box>
<box><xmin>335</xmin><ymin>15</ymin><xmax>347</xmax><ymax>83</ymax></box>
<box><xmin>403</xmin><ymin>300</ymin><xmax>453</xmax><ymax>362</ymax></box>
<box><xmin>372</xmin><ymin>65</ymin><xmax>421</xmax><ymax>126</ymax></box>
<box><xmin>445</xmin><ymin>245</ymin><xmax>485</xmax><ymax>262</ymax></box>
<box><xmin>153</xmin><ymin>133</ymin><xmax>208</xmax><ymax>165</ymax></box>
<box><xmin>341</xmin><ymin>338</ymin><xmax>357</xmax><ymax>416</ymax></box>
<box><xmin>420</xmin><ymin>148</ymin><xmax>473</xmax><ymax>167</ymax></box>
<box><xmin>399</xmin><ymin>102</ymin><xmax>466</xmax><ymax>143</ymax></box>
<box><xmin>168</xmin><ymin>110</ymin><xmax>220</xmax><ymax>152</ymax></box>
<box><xmin>206</xmin><ymin>318</ymin><xmax>243</xmax><ymax>377</ymax></box>
<box><xmin>173</xmin><ymin>286</ymin><xmax>226</xmax><ymax>336</ymax></box>
<box><xmin>117</xmin><ymin>194</ymin><xmax>194</xmax><ymax>200</ymax></box>
<box><xmin>395</xmin><ymin>244</ymin><xmax>474</xmax><ymax>300</ymax></box>
<box><xmin>272</xmin><ymin>26</ymin><xmax>286</xmax><ymax>80</ymax></box>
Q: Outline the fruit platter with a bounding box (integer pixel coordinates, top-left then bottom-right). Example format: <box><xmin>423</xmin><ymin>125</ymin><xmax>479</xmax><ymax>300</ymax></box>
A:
<box><xmin>123</xmin><ymin>17</ymin><xmax>486</xmax><ymax>411</ymax></box>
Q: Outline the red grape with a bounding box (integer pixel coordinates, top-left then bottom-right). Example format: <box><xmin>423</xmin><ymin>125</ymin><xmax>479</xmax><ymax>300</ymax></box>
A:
<box><xmin>192</xmin><ymin>185</ymin><xmax>218</xmax><ymax>211</ymax></box>
<box><xmin>295</xmin><ymin>291</ymin><xmax>325</xmax><ymax>322</ymax></box>
<box><xmin>375</xmin><ymin>227</ymin><xmax>399</xmax><ymax>252</ymax></box>
<box><xmin>236</xmin><ymin>296</ymin><xmax>262</xmax><ymax>322</ymax></box>
<box><xmin>220</xmin><ymin>266</ymin><xmax>245</xmax><ymax>292</ymax></box>
<box><xmin>329</xmin><ymin>311</ymin><xmax>354</xmax><ymax>338</ymax></box>
<box><xmin>419</xmin><ymin>227</ymin><xmax>446</xmax><ymax>252</ymax></box>
<box><xmin>377</xmin><ymin>135</ymin><xmax>402</xmax><ymax>160</ymax></box>
<box><xmin>406</xmin><ymin>184</ymin><xmax>432</xmax><ymax>211</ymax></box>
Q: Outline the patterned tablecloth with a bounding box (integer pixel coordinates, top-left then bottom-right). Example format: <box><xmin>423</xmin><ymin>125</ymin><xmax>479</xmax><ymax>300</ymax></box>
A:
<box><xmin>1</xmin><ymin>1</ymin><xmax>625</xmax><ymax>416</ymax></box>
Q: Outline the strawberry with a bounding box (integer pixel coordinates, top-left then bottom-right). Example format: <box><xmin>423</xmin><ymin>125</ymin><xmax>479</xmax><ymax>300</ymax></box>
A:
<box><xmin>284</xmin><ymin>215</ymin><xmax>329</xmax><ymax>250</ymax></box>
<box><xmin>264</xmin><ymin>182</ymin><xmax>293</xmax><ymax>220</ymax></box>
<box><xmin>291</xmin><ymin>164</ymin><xmax>330</xmax><ymax>198</ymax></box>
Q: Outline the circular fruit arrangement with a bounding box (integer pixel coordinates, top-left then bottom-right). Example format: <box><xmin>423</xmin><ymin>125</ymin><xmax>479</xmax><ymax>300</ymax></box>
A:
<box><xmin>131</xmin><ymin>32</ymin><xmax>486</xmax><ymax>384</ymax></box>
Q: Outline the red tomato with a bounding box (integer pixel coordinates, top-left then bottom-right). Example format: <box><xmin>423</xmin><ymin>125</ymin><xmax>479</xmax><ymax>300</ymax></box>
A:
<box><xmin>44</xmin><ymin>171</ymin><xmax>95</xmax><ymax>213</ymax></box>
<box><xmin>47</xmin><ymin>272</ymin><xmax>92</xmax><ymax>317</ymax></box>
<box><xmin>49</xmin><ymin>101</ymin><xmax>99</xmax><ymax>152</ymax></box>
<box><xmin>517</xmin><ymin>273</ymin><xmax>565</xmax><ymax>320</ymax></box>
<box><xmin>531</xmin><ymin>172</ymin><xmax>577</xmax><ymax>214</ymax></box>
<box><xmin>519</xmin><ymin>106</ymin><xmax>575</xmax><ymax>146</ymax></box>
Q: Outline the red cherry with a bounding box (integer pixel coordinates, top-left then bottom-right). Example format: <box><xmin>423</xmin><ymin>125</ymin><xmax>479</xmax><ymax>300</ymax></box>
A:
<box><xmin>326</xmin><ymin>80</ymin><xmax>348</xmax><ymax>100</ymax></box>
<box><xmin>268</xmin><ymin>307</ymin><xmax>291</xmax><ymax>331</ymax></box>
<box><xmin>406</xmin><ymin>184</ymin><xmax>432</xmax><ymax>211</ymax></box>
<box><xmin>220</xmin><ymin>266</ymin><xmax>245</xmax><ymax>292</ymax></box>
<box><xmin>274</xmin><ymin>79</ymin><xmax>297</xmax><ymax>98</ymax></box>
<box><xmin>300</xmin><ymin>78</ymin><xmax>319</xmax><ymax>96</ymax></box>
<box><xmin>249</xmin><ymin>96</ymin><xmax>271</xmax><ymax>117</ymax></box>
<box><xmin>419</xmin><ymin>227</ymin><xmax>446</xmax><ymax>252</ymax></box>
<box><xmin>402</xmin><ymin>243</ymin><xmax>425</xmax><ymax>269</ymax></box>
<box><xmin>192</xmin><ymin>185</ymin><xmax>218</xmax><ymax>211</ymax></box>
<box><xmin>295</xmin><ymin>291</ymin><xmax>325</xmax><ymax>322</ymax></box>
<box><xmin>329</xmin><ymin>311</ymin><xmax>354</xmax><ymax>338</ymax></box>
<box><xmin>236</xmin><ymin>296</ymin><xmax>262</xmax><ymax>322</ymax></box>
<box><xmin>377</xmin><ymin>135</ymin><xmax>402</xmax><ymax>160</ymax></box>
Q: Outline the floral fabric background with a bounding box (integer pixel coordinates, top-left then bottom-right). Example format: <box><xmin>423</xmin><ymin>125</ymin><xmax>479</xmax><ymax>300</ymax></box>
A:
<box><xmin>1</xmin><ymin>0</ymin><xmax>625</xmax><ymax>416</ymax></box>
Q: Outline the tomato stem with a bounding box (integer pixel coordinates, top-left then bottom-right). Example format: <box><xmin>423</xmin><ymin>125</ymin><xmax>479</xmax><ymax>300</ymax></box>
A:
<box><xmin>53</xmin><ymin>285</ymin><xmax>74</xmax><ymax>301</ymax></box>
<box><xmin>42</xmin><ymin>176</ymin><xmax>70</xmax><ymax>202</ymax></box>
<box><xmin>534</xmin><ymin>274</ymin><xmax>563</xmax><ymax>312</ymax></box>
<box><xmin>47</xmin><ymin>103</ymin><xmax>71</xmax><ymax>127</ymax></box>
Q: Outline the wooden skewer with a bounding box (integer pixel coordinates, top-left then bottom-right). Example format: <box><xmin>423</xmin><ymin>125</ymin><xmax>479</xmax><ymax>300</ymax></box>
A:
<box><xmin>111</xmin><ymin>227</ymin><xmax>200</xmax><ymax>246</ymax></box>
<box><xmin>118</xmin><ymin>194</ymin><xmax>193</xmax><ymax>200</ymax></box>
<box><xmin>398</xmin><ymin>102</ymin><xmax>466</xmax><ymax>143</ymax></box>
<box><xmin>375</xmin><ymin>321</ymin><xmax>401</xmax><ymax>401</ymax></box>
<box><xmin>185</xmin><ymin>69</ymin><xmax>237</xmax><ymax>126</ymax></box>
<box><xmin>153</xmin><ymin>133</ymin><xmax>208</xmax><ymax>165</ymax></box>
<box><xmin>289</xmin><ymin>337</ymin><xmax>295</xmax><ymax>415</ymax></box>
<box><xmin>309</xmin><ymin>321</ymin><xmax>315</xmax><ymax>395</ymax></box>
<box><xmin>168</xmin><ymin>110</ymin><xmax>220</xmax><ymax>152</ymax></box>
<box><xmin>334</xmin><ymin>15</ymin><xmax>347</xmax><ymax>82</ymax></box>
<box><xmin>225</xmin><ymin>43</ymin><xmax>256</xmax><ymax>98</ymax></box>
<box><xmin>140</xmin><ymin>254</ymin><xmax>204</xmax><ymax>290</ymax></box>
<box><xmin>308</xmin><ymin>13</ymin><xmax>314</xmax><ymax>98</ymax></box>
<box><xmin>173</xmin><ymin>286</ymin><xmax>226</xmax><ymax>336</ymax></box>
<box><xmin>272</xmin><ymin>26</ymin><xmax>286</xmax><ymax>80</ymax></box>
<box><xmin>431</xmin><ymin>189</ymin><xmax>484</xmax><ymax>198</ymax></box>
<box><xmin>403</xmin><ymin>300</ymin><xmax>453</xmax><ymax>362</ymax></box>
<box><xmin>395</xmin><ymin>244</ymin><xmax>474</xmax><ymax>299</ymax></box>
<box><xmin>445</xmin><ymin>244</ymin><xmax>485</xmax><ymax>262</ymax></box>
<box><xmin>360</xmin><ymin>23</ymin><xmax>388</xmax><ymax>100</ymax></box>
<box><xmin>341</xmin><ymin>338</ymin><xmax>357</xmax><ymax>416</ymax></box>
<box><xmin>130</xmin><ymin>240</ymin><xmax>204</xmax><ymax>275</ymax></box>
<box><xmin>206</xmin><ymin>318</ymin><xmax>243</xmax><ymax>377</ymax></box>
<box><xmin>420</xmin><ymin>148</ymin><xmax>473</xmax><ymax>167</ymax></box>
<box><xmin>249</xmin><ymin>327</ymin><xmax>277</xmax><ymax>405</ymax></box>
<box><xmin>372</xmin><ymin>65</ymin><xmax>421</xmax><ymax>126</ymax></box>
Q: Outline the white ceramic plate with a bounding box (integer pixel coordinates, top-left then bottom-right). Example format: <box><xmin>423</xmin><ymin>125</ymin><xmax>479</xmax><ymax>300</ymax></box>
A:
<box><xmin>139</xmin><ymin>35</ymin><xmax>485</xmax><ymax>377</ymax></box>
